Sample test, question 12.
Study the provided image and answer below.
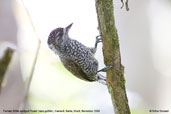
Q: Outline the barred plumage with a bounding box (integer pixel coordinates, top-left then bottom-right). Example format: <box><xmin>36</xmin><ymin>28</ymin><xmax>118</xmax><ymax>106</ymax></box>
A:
<box><xmin>48</xmin><ymin>23</ymin><xmax>108</xmax><ymax>84</ymax></box>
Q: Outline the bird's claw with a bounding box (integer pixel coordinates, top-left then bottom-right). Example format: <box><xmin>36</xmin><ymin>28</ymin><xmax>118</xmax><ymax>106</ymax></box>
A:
<box><xmin>96</xmin><ymin>35</ymin><xmax>102</xmax><ymax>43</ymax></box>
<box><xmin>97</xmin><ymin>65</ymin><xmax>113</xmax><ymax>73</ymax></box>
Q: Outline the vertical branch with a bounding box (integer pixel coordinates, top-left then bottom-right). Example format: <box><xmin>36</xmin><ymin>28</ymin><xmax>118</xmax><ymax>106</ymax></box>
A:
<box><xmin>95</xmin><ymin>0</ymin><xmax>131</xmax><ymax>114</ymax></box>
<box><xmin>18</xmin><ymin>0</ymin><xmax>41</xmax><ymax>112</ymax></box>
<box><xmin>18</xmin><ymin>43</ymin><xmax>40</xmax><ymax>112</ymax></box>
<box><xmin>0</xmin><ymin>47</ymin><xmax>14</xmax><ymax>92</ymax></box>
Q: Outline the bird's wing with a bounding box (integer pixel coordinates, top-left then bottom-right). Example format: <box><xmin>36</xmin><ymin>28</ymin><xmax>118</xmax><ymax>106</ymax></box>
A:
<box><xmin>60</xmin><ymin>57</ymin><xmax>93</xmax><ymax>81</ymax></box>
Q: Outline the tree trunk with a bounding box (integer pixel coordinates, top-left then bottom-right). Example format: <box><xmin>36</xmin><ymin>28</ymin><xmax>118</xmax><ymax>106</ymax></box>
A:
<box><xmin>95</xmin><ymin>0</ymin><xmax>131</xmax><ymax>114</ymax></box>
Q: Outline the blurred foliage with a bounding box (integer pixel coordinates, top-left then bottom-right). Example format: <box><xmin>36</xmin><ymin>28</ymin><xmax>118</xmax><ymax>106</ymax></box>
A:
<box><xmin>50</xmin><ymin>61</ymin><xmax>74</xmax><ymax>78</ymax></box>
<box><xmin>27</xmin><ymin>93</ymin><xmax>97</xmax><ymax>114</ymax></box>
<box><xmin>131</xmin><ymin>108</ymin><xmax>149</xmax><ymax>114</ymax></box>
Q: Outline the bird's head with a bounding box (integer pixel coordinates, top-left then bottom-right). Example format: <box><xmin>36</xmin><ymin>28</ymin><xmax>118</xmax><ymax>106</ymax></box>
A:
<box><xmin>47</xmin><ymin>23</ymin><xmax>73</xmax><ymax>47</ymax></box>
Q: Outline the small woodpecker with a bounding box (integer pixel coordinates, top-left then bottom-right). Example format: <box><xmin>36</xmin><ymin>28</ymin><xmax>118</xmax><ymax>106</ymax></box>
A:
<box><xmin>47</xmin><ymin>23</ymin><xmax>112</xmax><ymax>85</ymax></box>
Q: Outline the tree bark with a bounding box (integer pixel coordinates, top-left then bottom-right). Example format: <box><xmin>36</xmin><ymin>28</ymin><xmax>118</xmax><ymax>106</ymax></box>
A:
<box><xmin>0</xmin><ymin>47</ymin><xmax>14</xmax><ymax>92</ymax></box>
<box><xmin>95</xmin><ymin>0</ymin><xmax>131</xmax><ymax>114</ymax></box>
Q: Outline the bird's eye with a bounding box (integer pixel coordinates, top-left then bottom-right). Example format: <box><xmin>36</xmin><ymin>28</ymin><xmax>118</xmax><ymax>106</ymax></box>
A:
<box><xmin>56</xmin><ymin>36</ymin><xmax>63</xmax><ymax>43</ymax></box>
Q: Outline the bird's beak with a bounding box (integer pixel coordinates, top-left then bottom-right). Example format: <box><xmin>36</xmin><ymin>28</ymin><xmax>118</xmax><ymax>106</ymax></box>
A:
<box><xmin>65</xmin><ymin>23</ymin><xmax>73</xmax><ymax>34</ymax></box>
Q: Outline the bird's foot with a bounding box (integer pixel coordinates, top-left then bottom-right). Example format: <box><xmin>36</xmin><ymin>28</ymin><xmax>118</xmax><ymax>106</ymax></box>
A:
<box><xmin>95</xmin><ymin>35</ymin><xmax>102</xmax><ymax>49</ymax></box>
<box><xmin>97</xmin><ymin>65</ymin><xmax>113</xmax><ymax>73</ymax></box>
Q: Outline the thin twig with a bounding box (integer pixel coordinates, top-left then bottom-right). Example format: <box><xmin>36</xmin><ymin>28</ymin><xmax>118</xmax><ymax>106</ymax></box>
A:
<box><xmin>125</xmin><ymin>0</ymin><xmax>129</xmax><ymax>11</ymax></box>
<box><xmin>0</xmin><ymin>47</ymin><xmax>14</xmax><ymax>93</ymax></box>
<box><xmin>18</xmin><ymin>0</ymin><xmax>41</xmax><ymax>113</ymax></box>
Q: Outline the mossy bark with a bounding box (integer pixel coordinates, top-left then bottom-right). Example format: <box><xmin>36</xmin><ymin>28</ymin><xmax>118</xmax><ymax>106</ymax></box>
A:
<box><xmin>0</xmin><ymin>47</ymin><xmax>14</xmax><ymax>92</ymax></box>
<box><xmin>95</xmin><ymin>0</ymin><xmax>131</xmax><ymax>114</ymax></box>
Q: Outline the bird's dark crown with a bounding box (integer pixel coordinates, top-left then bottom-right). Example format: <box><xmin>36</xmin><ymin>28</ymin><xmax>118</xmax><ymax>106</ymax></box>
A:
<box><xmin>49</xmin><ymin>28</ymin><xmax>63</xmax><ymax>39</ymax></box>
<box><xmin>48</xmin><ymin>27</ymin><xmax>64</xmax><ymax>45</ymax></box>
<box><xmin>47</xmin><ymin>23</ymin><xmax>73</xmax><ymax>46</ymax></box>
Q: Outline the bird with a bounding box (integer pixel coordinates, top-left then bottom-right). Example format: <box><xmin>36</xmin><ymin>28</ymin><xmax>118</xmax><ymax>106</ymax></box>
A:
<box><xmin>47</xmin><ymin>23</ymin><xmax>111</xmax><ymax>85</ymax></box>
